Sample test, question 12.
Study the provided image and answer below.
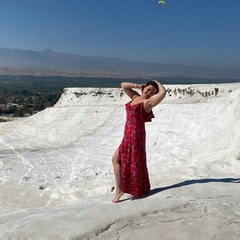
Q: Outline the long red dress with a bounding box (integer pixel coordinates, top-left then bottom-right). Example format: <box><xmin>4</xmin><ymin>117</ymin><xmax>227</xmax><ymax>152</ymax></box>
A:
<box><xmin>119</xmin><ymin>101</ymin><xmax>155</xmax><ymax>197</ymax></box>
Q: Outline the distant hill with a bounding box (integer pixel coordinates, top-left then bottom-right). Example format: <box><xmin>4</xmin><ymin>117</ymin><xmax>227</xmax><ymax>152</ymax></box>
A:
<box><xmin>0</xmin><ymin>47</ymin><xmax>240</xmax><ymax>79</ymax></box>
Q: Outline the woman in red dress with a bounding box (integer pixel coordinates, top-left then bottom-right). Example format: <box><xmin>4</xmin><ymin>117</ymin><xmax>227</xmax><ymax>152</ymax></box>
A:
<box><xmin>112</xmin><ymin>80</ymin><xmax>166</xmax><ymax>203</ymax></box>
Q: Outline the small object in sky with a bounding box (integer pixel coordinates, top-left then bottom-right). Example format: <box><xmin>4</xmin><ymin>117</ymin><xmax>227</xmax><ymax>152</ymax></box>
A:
<box><xmin>159</xmin><ymin>0</ymin><xmax>167</xmax><ymax>7</ymax></box>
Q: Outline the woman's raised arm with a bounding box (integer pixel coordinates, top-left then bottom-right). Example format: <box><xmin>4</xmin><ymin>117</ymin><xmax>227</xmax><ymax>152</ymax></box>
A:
<box><xmin>144</xmin><ymin>81</ymin><xmax>166</xmax><ymax>112</ymax></box>
<box><xmin>121</xmin><ymin>82</ymin><xmax>143</xmax><ymax>99</ymax></box>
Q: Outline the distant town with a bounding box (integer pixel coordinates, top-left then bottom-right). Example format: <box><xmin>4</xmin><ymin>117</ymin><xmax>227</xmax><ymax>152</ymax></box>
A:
<box><xmin>0</xmin><ymin>75</ymin><xmax>141</xmax><ymax>121</ymax></box>
<box><xmin>0</xmin><ymin>89</ymin><xmax>60</xmax><ymax>120</ymax></box>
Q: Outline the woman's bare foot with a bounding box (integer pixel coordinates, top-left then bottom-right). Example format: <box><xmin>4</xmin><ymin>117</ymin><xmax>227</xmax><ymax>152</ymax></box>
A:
<box><xmin>112</xmin><ymin>191</ymin><xmax>124</xmax><ymax>203</ymax></box>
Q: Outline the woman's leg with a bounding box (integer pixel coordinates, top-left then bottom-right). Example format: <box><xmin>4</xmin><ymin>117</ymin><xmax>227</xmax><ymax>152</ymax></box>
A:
<box><xmin>112</xmin><ymin>148</ymin><xmax>124</xmax><ymax>203</ymax></box>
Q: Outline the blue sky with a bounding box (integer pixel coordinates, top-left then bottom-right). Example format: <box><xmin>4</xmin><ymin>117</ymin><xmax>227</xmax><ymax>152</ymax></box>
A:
<box><xmin>0</xmin><ymin>0</ymin><xmax>240</xmax><ymax>68</ymax></box>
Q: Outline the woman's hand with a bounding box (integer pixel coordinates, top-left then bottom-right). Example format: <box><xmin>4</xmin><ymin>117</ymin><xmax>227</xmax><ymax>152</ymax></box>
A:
<box><xmin>139</xmin><ymin>84</ymin><xmax>146</xmax><ymax>91</ymax></box>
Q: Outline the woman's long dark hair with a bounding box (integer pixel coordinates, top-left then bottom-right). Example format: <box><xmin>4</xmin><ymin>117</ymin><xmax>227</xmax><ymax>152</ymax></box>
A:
<box><xmin>146</xmin><ymin>80</ymin><xmax>159</xmax><ymax>94</ymax></box>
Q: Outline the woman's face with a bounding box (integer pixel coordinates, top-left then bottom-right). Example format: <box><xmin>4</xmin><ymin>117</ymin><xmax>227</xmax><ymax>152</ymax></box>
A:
<box><xmin>143</xmin><ymin>85</ymin><xmax>158</xmax><ymax>99</ymax></box>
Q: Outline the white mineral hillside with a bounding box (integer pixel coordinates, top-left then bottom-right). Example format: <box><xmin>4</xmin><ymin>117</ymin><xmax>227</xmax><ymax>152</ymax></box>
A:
<box><xmin>0</xmin><ymin>83</ymin><xmax>240</xmax><ymax>239</ymax></box>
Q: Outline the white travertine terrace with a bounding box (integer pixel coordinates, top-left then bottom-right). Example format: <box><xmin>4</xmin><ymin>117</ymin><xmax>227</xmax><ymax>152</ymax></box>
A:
<box><xmin>0</xmin><ymin>83</ymin><xmax>240</xmax><ymax>239</ymax></box>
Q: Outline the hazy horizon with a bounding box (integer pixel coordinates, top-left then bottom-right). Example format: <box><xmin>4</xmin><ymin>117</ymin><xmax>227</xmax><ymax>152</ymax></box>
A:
<box><xmin>1</xmin><ymin>47</ymin><xmax>240</xmax><ymax>80</ymax></box>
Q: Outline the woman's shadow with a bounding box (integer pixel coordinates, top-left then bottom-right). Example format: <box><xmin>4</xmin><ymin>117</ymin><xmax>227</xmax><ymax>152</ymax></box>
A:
<box><xmin>149</xmin><ymin>178</ymin><xmax>240</xmax><ymax>196</ymax></box>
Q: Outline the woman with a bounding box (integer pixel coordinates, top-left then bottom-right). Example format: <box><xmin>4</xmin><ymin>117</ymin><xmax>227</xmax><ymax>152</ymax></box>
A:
<box><xmin>112</xmin><ymin>80</ymin><xmax>166</xmax><ymax>203</ymax></box>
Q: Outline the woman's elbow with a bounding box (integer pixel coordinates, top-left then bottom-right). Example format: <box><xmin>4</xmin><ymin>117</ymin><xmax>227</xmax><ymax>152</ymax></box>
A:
<box><xmin>121</xmin><ymin>82</ymin><xmax>126</xmax><ymax>89</ymax></box>
<box><xmin>161</xmin><ymin>90</ymin><xmax>166</xmax><ymax>98</ymax></box>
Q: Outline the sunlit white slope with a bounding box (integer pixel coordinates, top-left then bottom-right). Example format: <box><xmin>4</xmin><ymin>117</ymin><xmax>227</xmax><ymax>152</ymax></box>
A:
<box><xmin>0</xmin><ymin>84</ymin><xmax>239</xmax><ymax>209</ymax></box>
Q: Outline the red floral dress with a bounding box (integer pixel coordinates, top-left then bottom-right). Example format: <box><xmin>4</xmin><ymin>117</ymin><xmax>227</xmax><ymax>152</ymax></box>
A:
<box><xmin>119</xmin><ymin>101</ymin><xmax>155</xmax><ymax>197</ymax></box>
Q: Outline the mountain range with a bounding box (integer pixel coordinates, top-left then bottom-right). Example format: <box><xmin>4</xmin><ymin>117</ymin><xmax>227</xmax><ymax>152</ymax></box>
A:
<box><xmin>0</xmin><ymin>47</ymin><xmax>239</xmax><ymax>79</ymax></box>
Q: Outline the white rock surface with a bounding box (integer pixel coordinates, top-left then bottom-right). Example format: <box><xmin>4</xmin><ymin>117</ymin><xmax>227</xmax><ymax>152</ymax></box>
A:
<box><xmin>0</xmin><ymin>83</ymin><xmax>240</xmax><ymax>239</ymax></box>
